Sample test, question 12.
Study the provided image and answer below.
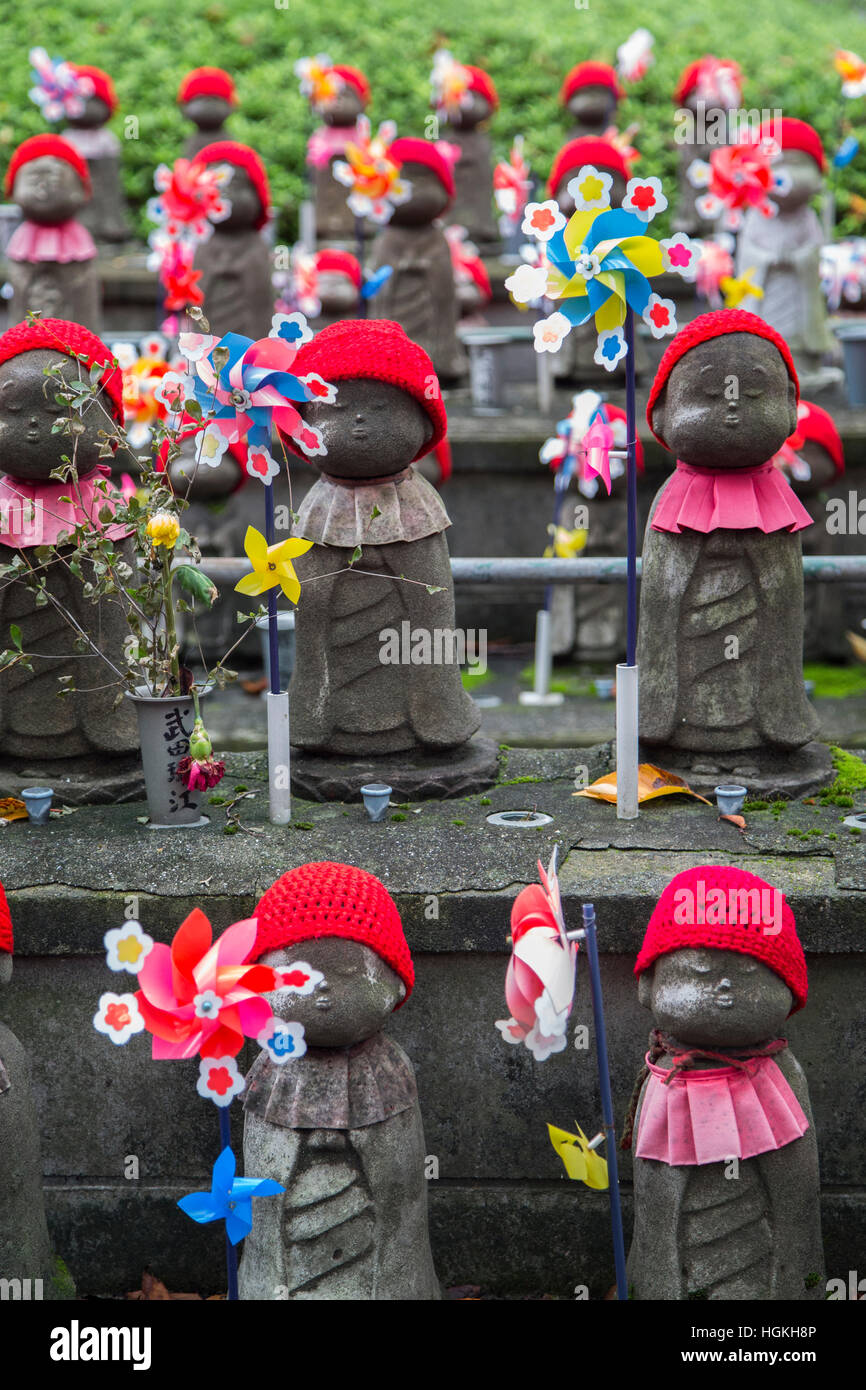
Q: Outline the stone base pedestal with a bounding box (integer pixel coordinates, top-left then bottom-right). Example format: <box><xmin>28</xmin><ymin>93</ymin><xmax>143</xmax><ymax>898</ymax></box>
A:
<box><xmin>637</xmin><ymin>740</ymin><xmax>835</xmax><ymax>800</ymax></box>
<box><xmin>290</xmin><ymin>735</ymin><xmax>500</xmax><ymax>802</ymax></box>
<box><xmin>0</xmin><ymin>754</ymin><xmax>145</xmax><ymax>807</ymax></box>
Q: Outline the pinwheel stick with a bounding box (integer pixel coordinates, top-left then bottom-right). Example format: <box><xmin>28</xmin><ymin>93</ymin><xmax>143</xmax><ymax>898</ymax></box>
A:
<box><xmin>581</xmin><ymin>902</ymin><xmax>628</xmax><ymax>1301</ymax></box>
<box><xmin>264</xmin><ymin>484</ymin><xmax>292</xmax><ymax>824</ymax></box>
<box><xmin>616</xmin><ymin>309</ymin><xmax>640</xmax><ymax>820</ymax></box>
<box><xmin>355</xmin><ymin>215</ymin><xmax>368</xmax><ymax>319</ymax></box>
<box><xmin>218</xmin><ymin>1107</ymin><xmax>240</xmax><ymax>1301</ymax></box>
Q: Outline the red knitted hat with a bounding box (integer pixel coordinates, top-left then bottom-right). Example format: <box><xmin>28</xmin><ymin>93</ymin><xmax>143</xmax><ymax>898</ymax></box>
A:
<box><xmin>315</xmin><ymin>248</ymin><xmax>362</xmax><ymax>288</ymax></box>
<box><xmin>646</xmin><ymin>309</ymin><xmax>800</xmax><ymax>447</ymax></box>
<box><xmin>5</xmin><ymin>134</ymin><xmax>91</xmax><ymax>198</ymax></box>
<box><xmin>197</xmin><ymin>141</ymin><xmax>270</xmax><ymax>229</ymax></box>
<box><xmin>330</xmin><ymin>64</ymin><xmax>370</xmax><ymax>105</ymax></box>
<box><xmin>69</xmin><ymin>64</ymin><xmax>118</xmax><ymax>114</ymax></box>
<box><xmin>0</xmin><ymin>881</ymin><xmax>12</xmax><ymax>955</ymax></box>
<box><xmin>673</xmin><ymin>57</ymin><xmax>741</xmax><ymax>107</ymax></box>
<box><xmin>758</xmin><ymin>116</ymin><xmax>825</xmax><ymax>173</ymax></box>
<box><xmin>251</xmin><ymin>861</ymin><xmax>414</xmax><ymax>1000</ymax></box>
<box><xmin>389</xmin><ymin>136</ymin><xmax>456</xmax><ymax>200</ymax></box>
<box><xmin>560</xmin><ymin>61</ymin><xmax>623</xmax><ymax>105</ymax></box>
<box><xmin>0</xmin><ymin>318</ymin><xmax>124</xmax><ymax>420</ymax></box>
<box><xmin>287</xmin><ymin>319</ymin><xmax>447</xmax><ymax>461</ymax></box>
<box><xmin>177</xmin><ymin>67</ymin><xmax>238</xmax><ymax>106</ymax></box>
<box><xmin>635</xmin><ymin>865</ymin><xmax>807</xmax><ymax>1013</ymax></box>
<box><xmin>465</xmin><ymin>65</ymin><xmax>499</xmax><ymax>110</ymax></box>
<box><xmin>790</xmin><ymin>400</ymin><xmax>844</xmax><ymax>476</ymax></box>
<box><xmin>546</xmin><ymin>136</ymin><xmax>630</xmax><ymax>198</ymax></box>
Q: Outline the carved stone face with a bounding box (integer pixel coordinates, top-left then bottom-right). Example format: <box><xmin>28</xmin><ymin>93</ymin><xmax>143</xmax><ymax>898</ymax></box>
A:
<box><xmin>260</xmin><ymin>938</ymin><xmax>406</xmax><ymax>1047</ymax></box>
<box><xmin>299</xmin><ymin>377</ymin><xmax>432</xmax><ymax>479</ymax></box>
<box><xmin>555</xmin><ymin>167</ymin><xmax>627</xmax><ymax>217</ymax></box>
<box><xmin>13</xmin><ymin>156</ymin><xmax>88</xmax><ymax>226</ymax></box>
<box><xmin>445</xmin><ymin>90</ymin><xmax>491</xmax><ymax>130</ymax></box>
<box><xmin>181</xmin><ymin>95</ymin><xmax>233</xmax><ymax>131</ymax></box>
<box><xmin>772</xmin><ymin>149</ymin><xmax>823</xmax><ymax>213</ymax></box>
<box><xmin>566</xmin><ymin>85</ymin><xmax>618</xmax><ymax>130</ymax></box>
<box><xmin>0</xmin><ymin>349</ymin><xmax>111</xmax><ymax>482</ymax></box>
<box><xmin>208</xmin><ymin>165</ymin><xmax>262</xmax><ymax>230</ymax></box>
<box><xmin>319</xmin><ymin>86</ymin><xmax>364</xmax><ymax>127</ymax></box>
<box><xmin>389</xmin><ymin>161</ymin><xmax>451</xmax><ymax>227</ymax></box>
<box><xmin>638</xmin><ymin>947</ymin><xmax>793</xmax><ymax>1047</ymax></box>
<box><xmin>316</xmin><ymin>271</ymin><xmax>359</xmax><ymax>313</ymax></box>
<box><xmin>651</xmin><ymin>333</ymin><xmax>798</xmax><ymax>471</ymax></box>
<box><xmin>66</xmin><ymin>94</ymin><xmax>112</xmax><ymax>130</ymax></box>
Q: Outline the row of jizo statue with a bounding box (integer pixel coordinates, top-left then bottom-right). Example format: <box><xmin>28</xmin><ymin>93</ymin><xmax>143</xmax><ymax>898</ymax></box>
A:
<box><xmin>2</xmin><ymin>54</ymin><xmax>837</xmax><ymax>391</ymax></box>
<box><xmin>0</xmin><ymin>856</ymin><xmax>824</xmax><ymax>1300</ymax></box>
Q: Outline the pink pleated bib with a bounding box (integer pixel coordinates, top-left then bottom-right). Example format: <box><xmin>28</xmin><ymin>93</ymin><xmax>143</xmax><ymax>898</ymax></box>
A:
<box><xmin>634</xmin><ymin>1053</ymin><xmax>809</xmax><ymax>1166</ymax></box>
<box><xmin>0</xmin><ymin>465</ymin><xmax>133</xmax><ymax>548</ymax></box>
<box><xmin>6</xmin><ymin>219</ymin><xmax>97</xmax><ymax>264</ymax></box>
<box><xmin>651</xmin><ymin>461</ymin><xmax>813</xmax><ymax>535</ymax></box>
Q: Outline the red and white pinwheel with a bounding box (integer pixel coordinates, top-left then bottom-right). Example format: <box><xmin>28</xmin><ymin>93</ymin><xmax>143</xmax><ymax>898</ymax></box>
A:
<box><xmin>495</xmin><ymin>854</ymin><xmax>578</xmax><ymax>1062</ymax></box>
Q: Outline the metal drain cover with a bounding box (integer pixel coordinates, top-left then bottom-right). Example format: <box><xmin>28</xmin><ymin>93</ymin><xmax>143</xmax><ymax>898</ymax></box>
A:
<box><xmin>486</xmin><ymin>809</ymin><xmax>553</xmax><ymax>828</ymax></box>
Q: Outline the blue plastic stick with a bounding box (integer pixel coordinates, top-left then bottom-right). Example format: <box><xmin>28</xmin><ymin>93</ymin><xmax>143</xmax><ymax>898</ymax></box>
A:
<box><xmin>264</xmin><ymin>485</ymin><xmax>280</xmax><ymax>695</ymax></box>
<box><xmin>624</xmin><ymin>310</ymin><xmax>638</xmax><ymax>668</ymax></box>
<box><xmin>582</xmin><ymin>901</ymin><xmax>628</xmax><ymax>1301</ymax></box>
<box><xmin>218</xmin><ymin>1106</ymin><xmax>239</xmax><ymax>1300</ymax></box>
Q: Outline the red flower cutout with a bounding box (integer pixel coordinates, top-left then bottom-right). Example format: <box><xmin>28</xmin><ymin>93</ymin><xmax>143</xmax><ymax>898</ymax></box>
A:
<box><xmin>105</xmin><ymin>1001</ymin><xmax>131</xmax><ymax>1031</ymax></box>
<box><xmin>667</xmin><ymin>242</ymin><xmax>691</xmax><ymax>268</ymax></box>
<box><xmin>649</xmin><ymin>302</ymin><xmax>671</xmax><ymax>329</ymax></box>
<box><xmin>629</xmin><ymin>184</ymin><xmax>657</xmax><ymax>213</ymax></box>
<box><xmin>250</xmin><ymin>453</ymin><xmax>270</xmax><ymax>477</ymax></box>
<box><xmin>531</xmin><ymin>207</ymin><xmax>557</xmax><ymax>231</ymax></box>
<box><xmin>207</xmin><ymin>1066</ymin><xmax>234</xmax><ymax>1096</ymax></box>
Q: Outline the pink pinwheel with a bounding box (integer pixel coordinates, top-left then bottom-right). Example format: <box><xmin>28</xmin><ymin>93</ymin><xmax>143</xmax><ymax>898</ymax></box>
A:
<box><xmin>495</xmin><ymin>854</ymin><xmax>578</xmax><ymax>1062</ymax></box>
<box><xmin>689</xmin><ymin>140</ymin><xmax>782</xmax><ymax>231</ymax></box>
<box><xmin>134</xmin><ymin>908</ymin><xmax>284</xmax><ymax>1060</ymax></box>
<box><xmin>695</xmin><ymin>238</ymin><xmax>735</xmax><ymax>308</ymax></box>
<box><xmin>493</xmin><ymin>136</ymin><xmax>531</xmax><ymax>229</ymax></box>
<box><xmin>581</xmin><ymin>417</ymin><xmax>615</xmax><ymax>496</ymax></box>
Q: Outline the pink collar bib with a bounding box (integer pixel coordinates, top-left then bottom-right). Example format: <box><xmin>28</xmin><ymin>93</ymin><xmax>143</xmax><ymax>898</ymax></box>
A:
<box><xmin>635</xmin><ymin>1052</ymin><xmax>809</xmax><ymax>1166</ymax></box>
<box><xmin>651</xmin><ymin>460</ymin><xmax>814</xmax><ymax>536</ymax></box>
<box><xmin>6</xmin><ymin>219</ymin><xmax>97</xmax><ymax>264</ymax></box>
<box><xmin>0</xmin><ymin>465</ymin><xmax>133</xmax><ymax>548</ymax></box>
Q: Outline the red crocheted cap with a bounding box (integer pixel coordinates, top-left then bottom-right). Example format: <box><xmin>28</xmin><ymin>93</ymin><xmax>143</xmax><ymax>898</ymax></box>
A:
<box><xmin>69</xmin><ymin>64</ymin><xmax>118</xmax><ymax>114</ymax></box>
<box><xmin>758</xmin><ymin>116</ymin><xmax>825</xmax><ymax>173</ymax></box>
<box><xmin>197</xmin><ymin>141</ymin><xmax>270</xmax><ymax>229</ymax></box>
<box><xmin>5</xmin><ymin>134</ymin><xmax>91</xmax><ymax>198</ymax></box>
<box><xmin>791</xmin><ymin>400</ymin><xmax>844</xmax><ymax>476</ymax></box>
<box><xmin>0</xmin><ymin>881</ymin><xmax>12</xmax><ymax>954</ymax></box>
<box><xmin>251</xmin><ymin>861</ymin><xmax>414</xmax><ymax>1001</ymax></box>
<box><xmin>646</xmin><ymin>310</ymin><xmax>800</xmax><ymax>448</ymax></box>
<box><xmin>389</xmin><ymin>136</ymin><xmax>456</xmax><ymax>200</ymax></box>
<box><xmin>315</xmin><ymin>248</ymin><xmax>362</xmax><ymax>288</ymax></box>
<box><xmin>177</xmin><ymin>67</ymin><xmax>238</xmax><ymax>106</ymax></box>
<box><xmin>287</xmin><ymin>319</ymin><xmax>447</xmax><ymax>462</ymax></box>
<box><xmin>546</xmin><ymin>137</ymin><xmax>630</xmax><ymax>197</ymax></box>
<box><xmin>560</xmin><ymin>61</ymin><xmax>623</xmax><ymax>104</ymax></box>
<box><xmin>635</xmin><ymin>865</ymin><xmax>807</xmax><ymax>1014</ymax></box>
<box><xmin>330</xmin><ymin>64</ymin><xmax>370</xmax><ymax>105</ymax></box>
<box><xmin>465</xmin><ymin>65</ymin><xmax>498</xmax><ymax>110</ymax></box>
<box><xmin>0</xmin><ymin>318</ymin><xmax>123</xmax><ymax>420</ymax></box>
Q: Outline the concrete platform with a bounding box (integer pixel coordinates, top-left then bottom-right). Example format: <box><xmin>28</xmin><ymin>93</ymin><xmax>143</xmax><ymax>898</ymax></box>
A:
<box><xmin>1</xmin><ymin>742</ymin><xmax>864</xmax><ymax>1296</ymax></box>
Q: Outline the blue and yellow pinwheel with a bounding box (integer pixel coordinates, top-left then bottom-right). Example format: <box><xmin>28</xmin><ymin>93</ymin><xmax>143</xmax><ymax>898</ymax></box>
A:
<box><xmin>517</xmin><ymin>167</ymin><xmax>698</xmax><ymax>371</ymax></box>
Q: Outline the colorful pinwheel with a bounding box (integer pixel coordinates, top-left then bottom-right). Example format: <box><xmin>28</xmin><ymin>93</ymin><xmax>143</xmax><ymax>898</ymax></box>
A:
<box><xmin>616</xmin><ymin>28</ymin><xmax>654</xmax><ymax>83</ymax></box>
<box><xmin>332</xmin><ymin>116</ymin><xmax>411</xmax><ymax>224</ymax></box>
<box><xmin>493</xmin><ymin>136</ymin><xmax>532</xmax><ymax>234</ymax></box>
<box><xmin>295</xmin><ymin>53</ymin><xmax>343</xmax><ymax>108</ymax></box>
<box><xmin>688</xmin><ymin>139</ymin><xmax>785</xmax><ymax>231</ymax></box>
<box><xmin>430</xmin><ymin>48</ymin><xmax>473</xmax><ymax>116</ymax></box>
<box><xmin>445</xmin><ymin>225</ymin><xmax>492</xmax><ymax>303</ymax></box>
<box><xmin>540</xmin><ymin>390</ymin><xmax>633</xmax><ymax>499</ymax></box>
<box><xmin>514</xmin><ymin>165</ymin><xmax>696</xmax><ymax>369</ymax></box>
<box><xmin>695</xmin><ymin>236</ymin><xmax>735</xmax><ymax>308</ymax></box>
<box><xmin>495</xmin><ymin>854</ymin><xmax>578</xmax><ymax>1061</ymax></box>
<box><xmin>835</xmin><ymin>48</ymin><xmax>866</xmax><ymax>99</ymax></box>
<box><xmin>179</xmin><ymin>314</ymin><xmax>335</xmax><ymax>484</ymax></box>
<box><xmin>235</xmin><ymin>525</ymin><xmax>313</xmax><ymax>606</ymax></box>
<box><xmin>148</xmin><ymin>159</ymin><xmax>233</xmax><ymax>241</ymax></box>
<box><xmin>28</xmin><ymin>47</ymin><xmax>93</xmax><ymax>122</ymax></box>
<box><xmin>688</xmin><ymin>56</ymin><xmax>742</xmax><ymax>108</ymax></box>
<box><xmin>178</xmin><ymin>1147</ymin><xmax>284</xmax><ymax>1246</ymax></box>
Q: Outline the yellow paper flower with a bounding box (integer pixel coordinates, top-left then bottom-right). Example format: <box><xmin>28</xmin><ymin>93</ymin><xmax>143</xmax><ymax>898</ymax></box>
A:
<box><xmin>720</xmin><ymin>267</ymin><xmax>763</xmax><ymax>308</ymax></box>
<box><xmin>234</xmin><ymin>526</ymin><xmax>314</xmax><ymax>606</ymax></box>
<box><xmin>146</xmin><ymin>512</ymin><xmax>180</xmax><ymax>548</ymax></box>
<box><xmin>544</xmin><ymin>525</ymin><xmax>588</xmax><ymax>559</ymax></box>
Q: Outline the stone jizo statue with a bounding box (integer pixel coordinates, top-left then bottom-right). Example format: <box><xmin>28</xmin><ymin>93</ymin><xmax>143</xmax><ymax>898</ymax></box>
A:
<box><xmin>626</xmin><ymin>865</ymin><xmax>823</xmax><ymax>1301</ymax></box>
<box><xmin>437</xmin><ymin>65</ymin><xmax>500</xmax><ymax>248</ymax></box>
<box><xmin>4</xmin><ymin>135</ymin><xmax>100</xmax><ymax>329</ymax></box>
<box><xmin>177</xmin><ymin>67</ymin><xmax>238</xmax><ymax>158</ymax></box>
<box><xmin>304</xmin><ymin>65</ymin><xmax>371</xmax><ymax>244</ymax></box>
<box><xmin>671</xmin><ymin>57</ymin><xmax>743</xmax><ymax>237</ymax></box>
<box><xmin>370</xmin><ymin>139</ymin><xmax>467</xmax><ymax>382</ymax></box>
<box><xmin>559</xmin><ymin>62</ymin><xmax>622</xmax><ymax>142</ymax></box>
<box><xmin>62</xmin><ymin>64</ymin><xmax>131</xmax><ymax>244</ymax></box>
<box><xmin>193</xmin><ymin>141</ymin><xmax>274</xmax><ymax>342</ymax></box>
<box><xmin>287</xmin><ymin>318</ymin><xmax>480</xmax><ymax>757</ymax></box>
<box><xmin>238</xmin><ymin>861</ymin><xmax>440</xmax><ymax>1300</ymax></box>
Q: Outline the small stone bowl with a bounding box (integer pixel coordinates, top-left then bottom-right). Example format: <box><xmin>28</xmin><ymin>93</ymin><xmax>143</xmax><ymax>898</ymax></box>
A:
<box><xmin>714</xmin><ymin>784</ymin><xmax>747</xmax><ymax>815</ymax></box>
<box><xmin>593</xmin><ymin>678</ymin><xmax>615</xmax><ymax>700</ymax></box>
<box><xmin>21</xmin><ymin>786</ymin><xmax>54</xmax><ymax>825</ymax></box>
<box><xmin>486</xmin><ymin>809</ymin><xmax>554</xmax><ymax>828</ymax></box>
<box><xmin>360</xmin><ymin>783</ymin><xmax>392</xmax><ymax>823</ymax></box>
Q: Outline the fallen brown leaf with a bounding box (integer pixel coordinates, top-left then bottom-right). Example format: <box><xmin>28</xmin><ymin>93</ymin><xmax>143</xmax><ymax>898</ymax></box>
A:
<box><xmin>719</xmin><ymin>813</ymin><xmax>746</xmax><ymax>831</ymax></box>
<box><xmin>241</xmin><ymin>677</ymin><xmax>269</xmax><ymax>695</ymax></box>
<box><xmin>126</xmin><ymin>1270</ymin><xmax>202</xmax><ymax>1300</ymax></box>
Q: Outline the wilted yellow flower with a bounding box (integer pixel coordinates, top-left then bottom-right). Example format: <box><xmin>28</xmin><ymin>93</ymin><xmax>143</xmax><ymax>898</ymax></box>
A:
<box><xmin>146</xmin><ymin>512</ymin><xmax>180</xmax><ymax>548</ymax></box>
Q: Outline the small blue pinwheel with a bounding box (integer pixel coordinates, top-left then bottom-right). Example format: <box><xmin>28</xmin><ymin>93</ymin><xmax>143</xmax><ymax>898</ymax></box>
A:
<box><xmin>178</xmin><ymin>1146</ymin><xmax>284</xmax><ymax>1245</ymax></box>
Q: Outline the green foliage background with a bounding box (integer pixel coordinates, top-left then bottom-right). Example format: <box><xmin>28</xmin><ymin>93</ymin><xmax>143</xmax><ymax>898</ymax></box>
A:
<box><xmin>3</xmin><ymin>0</ymin><xmax>866</xmax><ymax>242</ymax></box>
